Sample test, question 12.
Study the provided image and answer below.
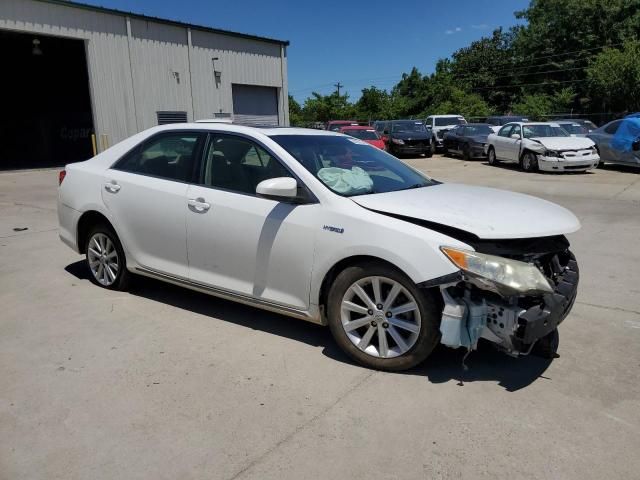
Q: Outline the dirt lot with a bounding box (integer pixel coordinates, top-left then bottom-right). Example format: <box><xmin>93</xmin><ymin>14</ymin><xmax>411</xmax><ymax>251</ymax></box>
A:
<box><xmin>1</xmin><ymin>155</ymin><xmax>639</xmax><ymax>480</ymax></box>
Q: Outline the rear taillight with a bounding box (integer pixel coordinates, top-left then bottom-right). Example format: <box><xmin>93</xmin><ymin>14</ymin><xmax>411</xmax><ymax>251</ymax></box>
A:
<box><xmin>58</xmin><ymin>170</ymin><xmax>66</xmax><ymax>186</ymax></box>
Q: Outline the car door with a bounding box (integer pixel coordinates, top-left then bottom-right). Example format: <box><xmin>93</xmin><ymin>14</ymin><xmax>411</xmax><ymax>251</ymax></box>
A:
<box><xmin>598</xmin><ymin>120</ymin><xmax>622</xmax><ymax>163</ymax></box>
<box><xmin>185</xmin><ymin>133</ymin><xmax>319</xmax><ymax>310</ymax></box>
<box><xmin>493</xmin><ymin>124</ymin><xmax>513</xmax><ymax>160</ymax></box>
<box><xmin>504</xmin><ymin>124</ymin><xmax>522</xmax><ymax>162</ymax></box>
<box><xmin>102</xmin><ymin>130</ymin><xmax>205</xmax><ymax>278</ymax></box>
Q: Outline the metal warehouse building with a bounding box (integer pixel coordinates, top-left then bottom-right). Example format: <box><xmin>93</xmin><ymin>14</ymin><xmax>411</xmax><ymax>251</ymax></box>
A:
<box><xmin>0</xmin><ymin>0</ymin><xmax>289</xmax><ymax>169</ymax></box>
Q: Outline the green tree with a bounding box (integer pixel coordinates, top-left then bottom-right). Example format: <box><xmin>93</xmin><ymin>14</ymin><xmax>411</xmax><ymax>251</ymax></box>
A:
<box><xmin>587</xmin><ymin>41</ymin><xmax>640</xmax><ymax>112</ymax></box>
<box><xmin>288</xmin><ymin>95</ymin><xmax>304</xmax><ymax>126</ymax></box>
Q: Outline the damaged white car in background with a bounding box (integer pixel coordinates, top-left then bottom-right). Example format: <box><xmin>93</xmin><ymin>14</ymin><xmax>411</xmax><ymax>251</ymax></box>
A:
<box><xmin>58</xmin><ymin>124</ymin><xmax>580</xmax><ymax>372</ymax></box>
<box><xmin>486</xmin><ymin>122</ymin><xmax>599</xmax><ymax>172</ymax></box>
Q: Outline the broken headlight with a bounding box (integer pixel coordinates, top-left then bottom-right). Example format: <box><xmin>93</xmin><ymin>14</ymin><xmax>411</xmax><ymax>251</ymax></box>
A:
<box><xmin>440</xmin><ymin>247</ymin><xmax>554</xmax><ymax>295</ymax></box>
<box><xmin>544</xmin><ymin>149</ymin><xmax>560</xmax><ymax>157</ymax></box>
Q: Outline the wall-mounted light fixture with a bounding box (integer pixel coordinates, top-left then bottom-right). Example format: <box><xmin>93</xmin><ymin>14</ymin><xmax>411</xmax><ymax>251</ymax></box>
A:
<box><xmin>32</xmin><ymin>38</ymin><xmax>42</xmax><ymax>56</ymax></box>
<box><xmin>170</xmin><ymin>70</ymin><xmax>180</xmax><ymax>84</ymax></box>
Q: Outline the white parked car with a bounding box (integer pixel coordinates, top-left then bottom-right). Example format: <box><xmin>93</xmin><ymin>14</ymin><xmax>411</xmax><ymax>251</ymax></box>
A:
<box><xmin>486</xmin><ymin>122</ymin><xmax>599</xmax><ymax>172</ymax></box>
<box><xmin>58</xmin><ymin>123</ymin><xmax>580</xmax><ymax>371</ymax></box>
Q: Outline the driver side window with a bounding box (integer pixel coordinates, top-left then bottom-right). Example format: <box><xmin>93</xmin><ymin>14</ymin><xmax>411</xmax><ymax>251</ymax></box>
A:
<box><xmin>498</xmin><ymin>125</ymin><xmax>513</xmax><ymax>137</ymax></box>
<box><xmin>200</xmin><ymin>134</ymin><xmax>292</xmax><ymax>195</ymax></box>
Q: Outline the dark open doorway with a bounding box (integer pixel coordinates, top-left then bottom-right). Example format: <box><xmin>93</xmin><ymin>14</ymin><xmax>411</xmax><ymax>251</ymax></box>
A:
<box><xmin>0</xmin><ymin>30</ymin><xmax>94</xmax><ymax>169</ymax></box>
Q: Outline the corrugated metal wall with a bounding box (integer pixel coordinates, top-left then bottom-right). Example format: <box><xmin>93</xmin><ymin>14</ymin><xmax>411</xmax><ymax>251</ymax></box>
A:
<box><xmin>0</xmin><ymin>0</ymin><xmax>289</xmax><ymax>152</ymax></box>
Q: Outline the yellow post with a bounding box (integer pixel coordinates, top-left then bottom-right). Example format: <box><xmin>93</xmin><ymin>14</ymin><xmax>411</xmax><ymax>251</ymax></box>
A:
<box><xmin>91</xmin><ymin>134</ymin><xmax>97</xmax><ymax>156</ymax></box>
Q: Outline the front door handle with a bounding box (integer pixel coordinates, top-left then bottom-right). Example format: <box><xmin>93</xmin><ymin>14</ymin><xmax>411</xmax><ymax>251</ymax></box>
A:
<box><xmin>188</xmin><ymin>197</ymin><xmax>211</xmax><ymax>213</ymax></box>
<box><xmin>104</xmin><ymin>181</ymin><xmax>121</xmax><ymax>193</ymax></box>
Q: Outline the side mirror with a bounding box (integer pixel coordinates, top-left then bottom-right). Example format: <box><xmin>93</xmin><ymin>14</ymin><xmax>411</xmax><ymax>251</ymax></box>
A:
<box><xmin>383</xmin><ymin>130</ymin><xmax>389</xmax><ymax>135</ymax></box>
<box><xmin>632</xmin><ymin>140</ymin><xmax>640</xmax><ymax>151</ymax></box>
<box><xmin>256</xmin><ymin>177</ymin><xmax>298</xmax><ymax>201</ymax></box>
<box><xmin>511</xmin><ymin>133</ymin><xmax>521</xmax><ymax>140</ymax></box>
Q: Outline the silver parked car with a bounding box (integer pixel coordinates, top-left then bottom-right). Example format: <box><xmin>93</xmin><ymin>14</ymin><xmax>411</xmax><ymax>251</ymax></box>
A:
<box><xmin>587</xmin><ymin>119</ymin><xmax>640</xmax><ymax>167</ymax></box>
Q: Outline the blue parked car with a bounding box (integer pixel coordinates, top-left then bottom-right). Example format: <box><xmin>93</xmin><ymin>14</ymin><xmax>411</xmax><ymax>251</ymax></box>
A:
<box><xmin>587</xmin><ymin>115</ymin><xmax>640</xmax><ymax>168</ymax></box>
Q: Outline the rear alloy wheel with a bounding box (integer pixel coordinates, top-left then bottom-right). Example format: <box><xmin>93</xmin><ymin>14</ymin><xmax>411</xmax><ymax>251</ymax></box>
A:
<box><xmin>327</xmin><ymin>262</ymin><xmax>440</xmax><ymax>371</ymax></box>
<box><xmin>521</xmin><ymin>151</ymin><xmax>539</xmax><ymax>172</ymax></box>
<box><xmin>86</xmin><ymin>225</ymin><xmax>130</xmax><ymax>290</ymax></box>
<box><xmin>487</xmin><ymin>147</ymin><xmax>498</xmax><ymax>165</ymax></box>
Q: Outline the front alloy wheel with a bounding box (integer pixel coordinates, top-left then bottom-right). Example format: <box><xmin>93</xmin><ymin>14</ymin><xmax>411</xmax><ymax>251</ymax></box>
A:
<box><xmin>340</xmin><ymin>276</ymin><xmax>421</xmax><ymax>359</ymax></box>
<box><xmin>327</xmin><ymin>262</ymin><xmax>440</xmax><ymax>371</ymax></box>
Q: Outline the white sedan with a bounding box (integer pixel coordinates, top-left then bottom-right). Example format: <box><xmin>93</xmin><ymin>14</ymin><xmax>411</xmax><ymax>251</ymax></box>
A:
<box><xmin>486</xmin><ymin>122</ymin><xmax>599</xmax><ymax>172</ymax></box>
<box><xmin>58</xmin><ymin>123</ymin><xmax>580</xmax><ymax>371</ymax></box>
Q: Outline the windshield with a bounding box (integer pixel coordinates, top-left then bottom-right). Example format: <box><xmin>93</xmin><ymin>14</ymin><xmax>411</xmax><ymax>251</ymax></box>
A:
<box><xmin>465</xmin><ymin>125</ymin><xmax>493</xmax><ymax>135</ymax></box>
<box><xmin>558</xmin><ymin>123</ymin><xmax>588</xmax><ymax>135</ymax></box>
<box><xmin>270</xmin><ymin>135</ymin><xmax>435</xmax><ymax>197</ymax></box>
<box><xmin>343</xmin><ymin>129</ymin><xmax>379</xmax><ymax>140</ymax></box>
<box><xmin>522</xmin><ymin>124</ymin><xmax>570</xmax><ymax>138</ymax></box>
<box><xmin>392</xmin><ymin>121</ymin><xmax>427</xmax><ymax>133</ymax></box>
<box><xmin>434</xmin><ymin>117</ymin><xmax>465</xmax><ymax>126</ymax></box>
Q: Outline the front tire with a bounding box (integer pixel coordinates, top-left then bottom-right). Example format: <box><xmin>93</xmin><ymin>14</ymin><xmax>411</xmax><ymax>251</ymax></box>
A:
<box><xmin>532</xmin><ymin>328</ymin><xmax>559</xmax><ymax>359</ymax></box>
<box><xmin>462</xmin><ymin>143</ymin><xmax>471</xmax><ymax>160</ymax></box>
<box><xmin>326</xmin><ymin>262</ymin><xmax>441</xmax><ymax>371</ymax></box>
<box><xmin>430</xmin><ymin>139</ymin><xmax>436</xmax><ymax>156</ymax></box>
<box><xmin>85</xmin><ymin>224</ymin><xmax>130</xmax><ymax>290</ymax></box>
<box><xmin>521</xmin><ymin>151</ymin><xmax>538</xmax><ymax>172</ymax></box>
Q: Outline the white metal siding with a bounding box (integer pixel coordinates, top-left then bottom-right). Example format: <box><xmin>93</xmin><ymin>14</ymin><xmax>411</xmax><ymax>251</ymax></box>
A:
<box><xmin>0</xmin><ymin>0</ymin><xmax>289</xmax><ymax>150</ymax></box>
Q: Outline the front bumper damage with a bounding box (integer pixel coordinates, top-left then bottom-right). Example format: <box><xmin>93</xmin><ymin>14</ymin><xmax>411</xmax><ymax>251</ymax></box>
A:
<box><xmin>536</xmin><ymin>152</ymin><xmax>599</xmax><ymax>172</ymax></box>
<box><xmin>433</xmin><ymin>241</ymin><xmax>579</xmax><ymax>356</ymax></box>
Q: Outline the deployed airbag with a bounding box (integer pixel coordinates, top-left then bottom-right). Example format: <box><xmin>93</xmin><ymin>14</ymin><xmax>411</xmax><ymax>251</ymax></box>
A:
<box><xmin>317</xmin><ymin>166</ymin><xmax>373</xmax><ymax>195</ymax></box>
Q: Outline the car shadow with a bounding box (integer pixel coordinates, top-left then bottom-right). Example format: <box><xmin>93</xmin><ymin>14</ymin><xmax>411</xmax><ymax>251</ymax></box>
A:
<box><xmin>481</xmin><ymin>161</ymin><xmax>595</xmax><ymax>175</ymax></box>
<box><xmin>599</xmin><ymin>163</ymin><xmax>640</xmax><ymax>174</ymax></box>
<box><xmin>65</xmin><ymin>260</ymin><xmax>552</xmax><ymax>392</ymax></box>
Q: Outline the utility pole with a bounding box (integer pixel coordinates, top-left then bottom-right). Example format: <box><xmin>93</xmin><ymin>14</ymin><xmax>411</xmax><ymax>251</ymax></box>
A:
<box><xmin>334</xmin><ymin>82</ymin><xmax>343</xmax><ymax>96</ymax></box>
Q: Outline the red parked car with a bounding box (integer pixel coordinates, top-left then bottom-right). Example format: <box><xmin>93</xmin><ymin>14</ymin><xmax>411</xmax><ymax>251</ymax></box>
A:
<box><xmin>339</xmin><ymin>125</ymin><xmax>385</xmax><ymax>150</ymax></box>
<box><xmin>326</xmin><ymin>120</ymin><xmax>359</xmax><ymax>132</ymax></box>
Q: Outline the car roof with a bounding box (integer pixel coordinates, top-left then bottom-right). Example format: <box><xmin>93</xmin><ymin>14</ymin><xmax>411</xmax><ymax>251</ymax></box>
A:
<box><xmin>340</xmin><ymin>125</ymin><xmax>374</xmax><ymax>130</ymax></box>
<box><xmin>430</xmin><ymin>114</ymin><xmax>463</xmax><ymax>117</ymax></box>
<box><xmin>139</xmin><ymin>123</ymin><xmax>344</xmax><ymax>137</ymax></box>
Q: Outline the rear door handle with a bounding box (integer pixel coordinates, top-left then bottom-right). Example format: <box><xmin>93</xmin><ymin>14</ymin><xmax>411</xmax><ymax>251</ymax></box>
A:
<box><xmin>104</xmin><ymin>182</ymin><xmax>121</xmax><ymax>193</ymax></box>
<box><xmin>188</xmin><ymin>198</ymin><xmax>211</xmax><ymax>212</ymax></box>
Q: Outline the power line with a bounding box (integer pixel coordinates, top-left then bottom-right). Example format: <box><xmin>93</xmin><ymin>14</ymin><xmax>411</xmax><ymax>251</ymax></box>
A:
<box><xmin>471</xmin><ymin>78</ymin><xmax>590</xmax><ymax>91</ymax></box>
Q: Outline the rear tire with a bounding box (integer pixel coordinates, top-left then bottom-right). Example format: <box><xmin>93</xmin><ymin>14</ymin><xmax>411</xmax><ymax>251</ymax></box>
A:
<box><xmin>326</xmin><ymin>261</ymin><xmax>441</xmax><ymax>371</ymax></box>
<box><xmin>487</xmin><ymin>146</ymin><xmax>498</xmax><ymax>165</ymax></box>
<box><xmin>85</xmin><ymin>223</ymin><xmax>130</xmax><ymax>291</ymax></box>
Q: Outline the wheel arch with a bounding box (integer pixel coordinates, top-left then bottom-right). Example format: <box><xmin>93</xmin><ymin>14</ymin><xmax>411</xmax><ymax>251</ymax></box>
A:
<box><xmin>317</xmin><ymin>255</ymin><xmax>415</xmax><ymax>313</ymax></box>
<box><xmin>77</xmin><ymin>210</ymin><xmax>117</xmax><ymax>254</ymax></box>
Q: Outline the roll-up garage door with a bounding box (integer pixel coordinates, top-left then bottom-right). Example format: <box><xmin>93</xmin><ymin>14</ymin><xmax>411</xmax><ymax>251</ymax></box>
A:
<box><xmin>232</xmin><ymin>84</ymin><xmax>279</xmax><ymax>126</ymax></box>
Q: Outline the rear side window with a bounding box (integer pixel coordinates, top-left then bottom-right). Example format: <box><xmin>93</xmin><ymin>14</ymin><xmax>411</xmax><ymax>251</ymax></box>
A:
<box><xmin>200</xmin><ymin>134</ymin><xmax>292</xmax><ymax>195</ymax></box>
<box><xmin>604</xmin><ymin>120</ymin><xmax>622</xmax><ymax>134</ymax></box>
<box><xmin>114</xmin><ymin>132</ymin><xmax>202</xmax><ymax>182</ymax></box>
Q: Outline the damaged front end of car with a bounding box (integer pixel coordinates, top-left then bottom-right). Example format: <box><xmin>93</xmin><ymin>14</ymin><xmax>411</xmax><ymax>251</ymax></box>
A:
<box><xmin>427</xmin><ymin>235</ymin><xmax>579</xmax><ymax>358</ymax></box>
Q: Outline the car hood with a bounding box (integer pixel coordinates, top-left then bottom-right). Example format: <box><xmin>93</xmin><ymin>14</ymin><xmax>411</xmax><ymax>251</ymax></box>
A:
<box><xmin>528</xmin><ymin>136</ymin><xmax>594</xmax><ymax>150</ymax></box>
<box><xmin>351</xmin><ymin>183</ymin><xmax>580</xmax><ymax>240</ymax></box>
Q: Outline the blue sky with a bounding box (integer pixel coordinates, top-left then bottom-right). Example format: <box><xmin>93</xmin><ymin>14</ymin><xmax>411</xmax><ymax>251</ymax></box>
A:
<box><xmin>80</xmin><ymin>0</ymin><xmax>530</xmax><ymax>102</ymax></box>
